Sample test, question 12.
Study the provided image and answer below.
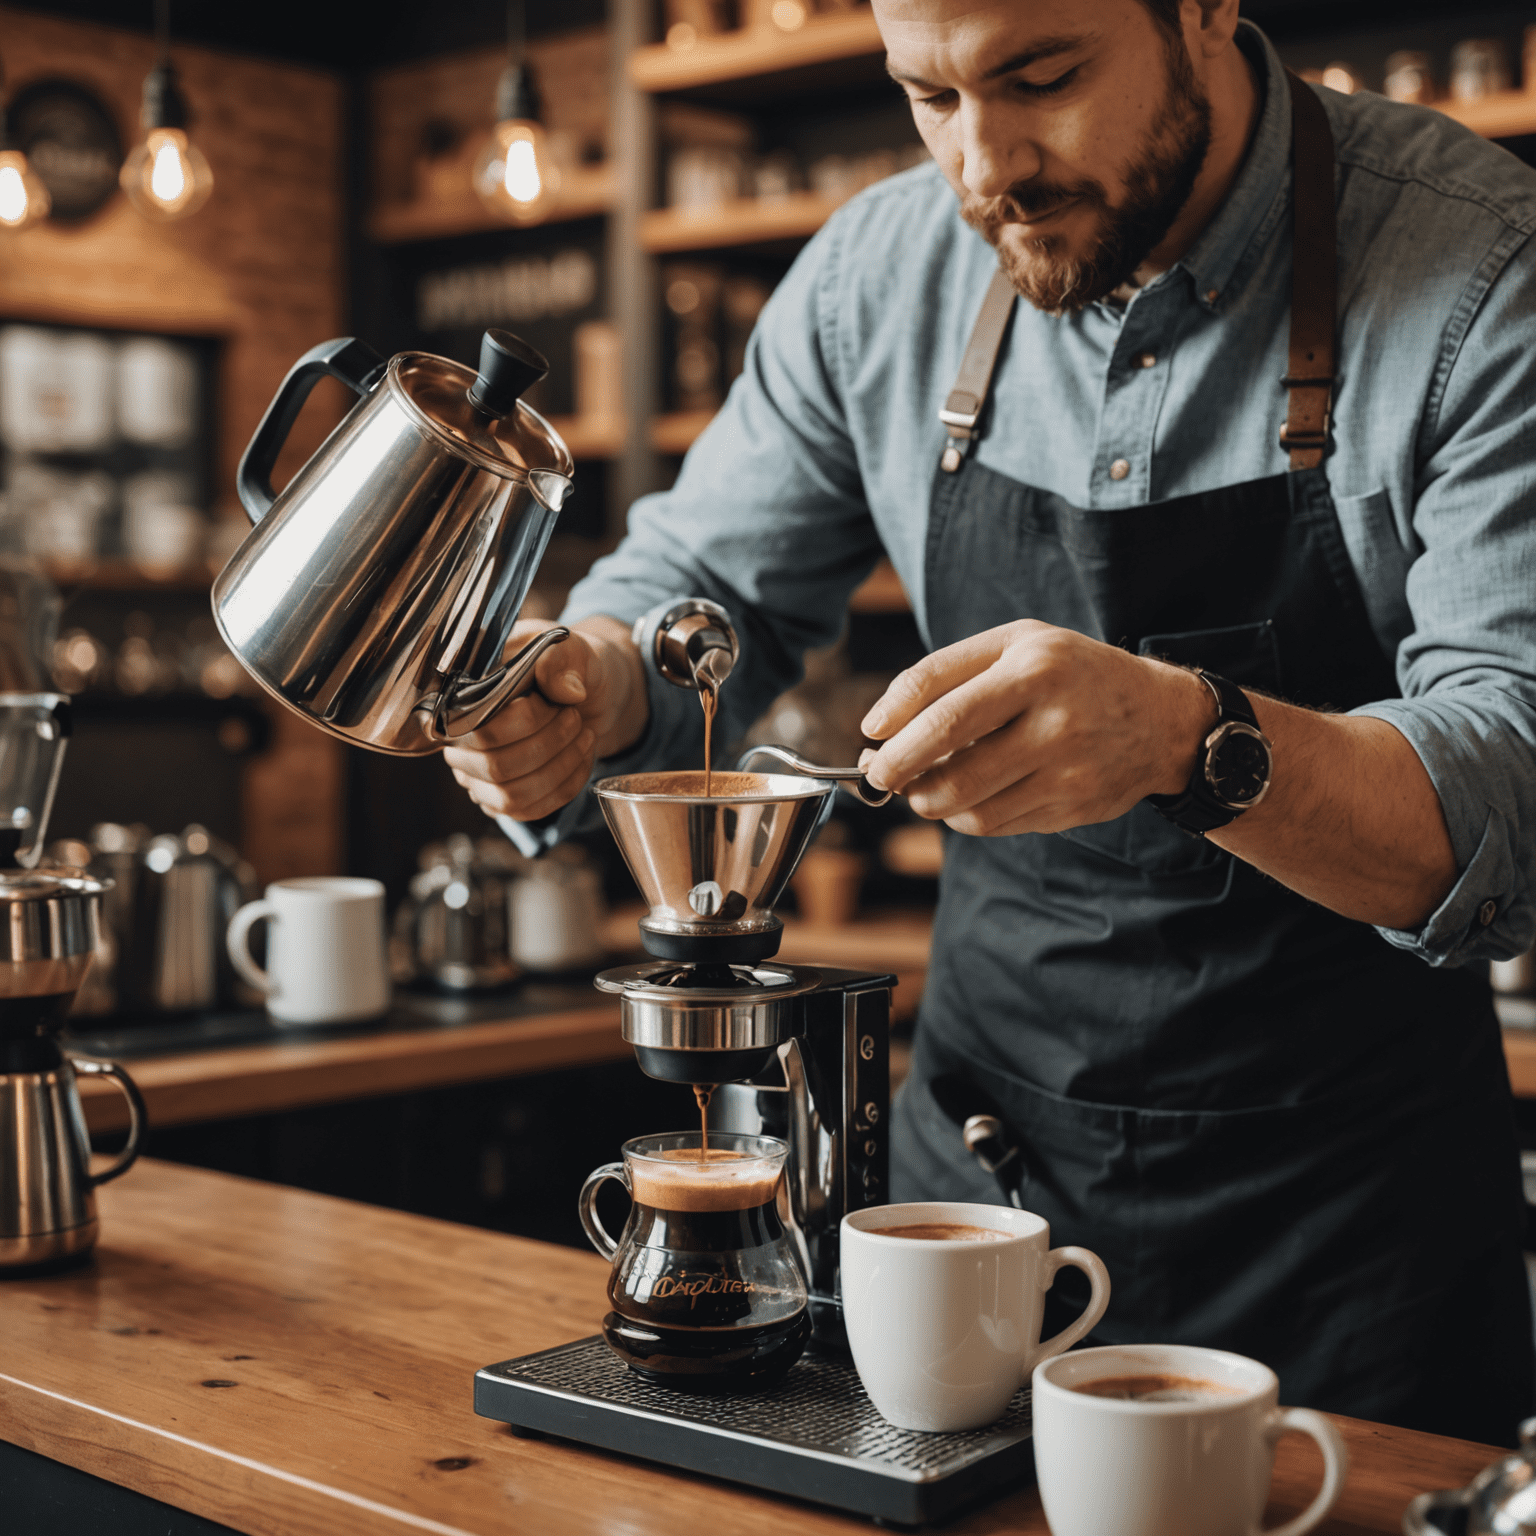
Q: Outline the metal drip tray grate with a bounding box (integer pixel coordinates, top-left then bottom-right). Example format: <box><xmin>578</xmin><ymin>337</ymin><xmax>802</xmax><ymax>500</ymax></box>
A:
<box><xmin>474</xmin><ymin>1336</ymin><xmax>1034</xmax><ymax>1525</ymax></box>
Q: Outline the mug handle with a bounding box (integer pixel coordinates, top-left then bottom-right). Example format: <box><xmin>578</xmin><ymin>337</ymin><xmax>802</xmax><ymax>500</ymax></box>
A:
<box><xmin>1028</xmin><ymin>1245</ymin><xmax>1113</xmax><ymax>1374</ymax></box>
<box><xmin>1256</xmin><ymin>1408</ymin><xmax>1349</xmax><ymax>1536</ymax></box>
<box><xmin>226</xmin><ymin>900</ymin><xmax>277</xmax><ymax>996</ymax></box>
<box><xmin>578</xmin><ymin>1162</ymin><xmax>630</xmax><ymax>1260</ymax></box>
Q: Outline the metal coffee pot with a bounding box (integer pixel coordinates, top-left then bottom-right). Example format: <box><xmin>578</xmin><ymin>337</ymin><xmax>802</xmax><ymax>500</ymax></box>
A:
<box><xmin>393</xmin><ymin>834</ymin><xmax>522</xmax><ymax>992</ymax></box>
<box><xmin>213</xmin><ymin>329</ymin><xmax>573</xmax><ymax>755</ymax></box>
<box><xmin>0</xmin><ymin>866</ymin><xmax>145</xmax><ymax>1271</ymax></box>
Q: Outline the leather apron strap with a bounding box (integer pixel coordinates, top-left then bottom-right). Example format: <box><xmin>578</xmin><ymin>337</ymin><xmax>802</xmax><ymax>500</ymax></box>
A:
<box><xmin>1279</xmin><ymin>71</ymin><xmax>1337</xmax><ymax>470</ymax></box>
<box><xmin>936</xmin><ymin>71</ymin><xmax>1338</xmax><ymax>475</ymax></box>
<box><xmin>938</xmin><ymin>266</ymin><xmax>1017</xmax><ymax>473</ymax></box>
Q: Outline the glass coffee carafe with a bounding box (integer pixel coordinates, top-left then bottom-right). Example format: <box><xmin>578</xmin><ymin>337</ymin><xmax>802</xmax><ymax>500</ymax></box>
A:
<box><xmin>579</xmin><ymin>1131</ymin><xmax>811</xmax><ymax>1391</ymax></box>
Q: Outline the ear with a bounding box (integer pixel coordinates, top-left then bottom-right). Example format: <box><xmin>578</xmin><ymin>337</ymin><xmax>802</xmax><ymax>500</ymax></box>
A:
<box><xmin>1184</xmin><ymin>0</ymin><xmax>1241</xmax><ymax>59</ymax></box>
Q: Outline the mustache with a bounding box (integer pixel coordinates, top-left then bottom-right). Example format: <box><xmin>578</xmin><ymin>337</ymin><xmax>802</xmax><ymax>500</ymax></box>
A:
<box><xmin>962</xmin><ymin>178</ymin><xmax>1107</xmax><ymax>232</ymax></box>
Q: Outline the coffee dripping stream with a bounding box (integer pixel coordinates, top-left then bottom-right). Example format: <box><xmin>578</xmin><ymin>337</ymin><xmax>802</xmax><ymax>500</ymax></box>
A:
<box><xmin>594</xmin><ymin>599</ymin><xmax>896</xmax><ymax>1357</ymax></box>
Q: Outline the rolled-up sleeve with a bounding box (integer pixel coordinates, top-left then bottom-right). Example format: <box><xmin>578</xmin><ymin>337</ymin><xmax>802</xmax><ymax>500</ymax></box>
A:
<box><xmin>501</xmin><ymin>206</ymin><xmax>880</xmax><ymax>852</ymax></box>
<box><xmin>1353</xmin><ymin>225</ymin><xmax>1536</xmax><ymax>966</ymax></box>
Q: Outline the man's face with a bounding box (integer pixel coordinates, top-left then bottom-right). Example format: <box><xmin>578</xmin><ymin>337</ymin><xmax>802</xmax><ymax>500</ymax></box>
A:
<box><xmin>878</xmin><ymin>0</ymin><xmax>1212</xmax><ymax>312</ymax></box>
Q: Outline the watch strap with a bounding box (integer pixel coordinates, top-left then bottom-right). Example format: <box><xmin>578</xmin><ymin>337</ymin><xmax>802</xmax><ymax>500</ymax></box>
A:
<box><xmin>1146</xmin><ymin>671</ymin><xmax>1266</xmax><ymax>834</ymax></box>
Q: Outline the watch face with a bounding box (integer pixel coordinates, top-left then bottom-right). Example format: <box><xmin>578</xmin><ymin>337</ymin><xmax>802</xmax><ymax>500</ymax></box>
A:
<box><xmin>1206</xmin><ymin>724</ymin><xmax>1272</xmax><ymax>809</ymax></box>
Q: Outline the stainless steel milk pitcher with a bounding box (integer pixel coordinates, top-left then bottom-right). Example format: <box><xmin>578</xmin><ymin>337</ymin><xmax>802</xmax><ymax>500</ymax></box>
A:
<box><xmin>214</xmin><ymin>329</ymin><xmax>573</xmax><ymax>756</ymax></box>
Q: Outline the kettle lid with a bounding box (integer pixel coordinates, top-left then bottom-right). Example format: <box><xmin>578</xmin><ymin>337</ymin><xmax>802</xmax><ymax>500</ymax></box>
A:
<box><xmin>389</xmin><ymin>329</ymin><xmax>573</xmax><ymax>502</ymax></box>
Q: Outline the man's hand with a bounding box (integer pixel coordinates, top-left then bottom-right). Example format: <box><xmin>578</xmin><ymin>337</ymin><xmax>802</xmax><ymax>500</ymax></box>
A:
<box><xmin>858</xmin><ymin>620</ymin><xmax>1211</xmax><ymax>837</ymax></box>
<box><xmin>858</xmin><ymin>617</ymin><xmax>1459</xmax><ymax>931</ymax></box>
<box><xmin>443</xmin><ymin>615</ymin><xmax>647</xmax><ymax>823</ymax></box>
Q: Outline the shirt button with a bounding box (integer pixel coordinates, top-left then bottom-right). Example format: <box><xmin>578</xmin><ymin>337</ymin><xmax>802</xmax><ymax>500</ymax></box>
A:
<box><xmin>1109</xmin><ymin>458</ymin><xmax>1131</xmax><ymax>481</ymax></box>
<box><xmin>1205</xmin><ymin>288</ymin><xmax>1219</xmax><ymax>304</ymax></box>
<box><xmin>1479</xmin><ymin>899</ymin><xmax>1498</xmax><ymax>927</ymax></box>
<box><xmin>1136</xmin><ymin>352</ymin><xmax>1156</xmax><ymax>369</ymax></box>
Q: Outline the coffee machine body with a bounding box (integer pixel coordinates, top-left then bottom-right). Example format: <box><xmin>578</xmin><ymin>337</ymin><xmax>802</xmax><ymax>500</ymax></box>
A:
<box><xmin>712</xmin><ymin>968</ymin><xmax>891</xmax><ymax>1346</ymax></box>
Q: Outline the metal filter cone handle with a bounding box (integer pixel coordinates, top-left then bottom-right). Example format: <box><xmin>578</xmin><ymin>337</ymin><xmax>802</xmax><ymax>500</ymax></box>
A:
<box><xmin>594</xmin><ymin>771</ymin><xmax>835</xmax><ymax>963</ymax></box>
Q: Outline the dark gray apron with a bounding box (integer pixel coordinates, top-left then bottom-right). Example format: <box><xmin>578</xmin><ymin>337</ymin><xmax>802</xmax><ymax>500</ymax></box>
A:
<box><xmin>890</xmin><ymin>73</ymin><xmax>1534</xmax><ymax>1446</ymax></box>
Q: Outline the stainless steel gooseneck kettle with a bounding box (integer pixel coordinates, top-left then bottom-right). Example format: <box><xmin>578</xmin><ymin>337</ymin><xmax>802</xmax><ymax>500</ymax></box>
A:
<box><xmin>213</xmin><ymin>329</ymin><xmax>574</xmax><ymax>756</ymax></box>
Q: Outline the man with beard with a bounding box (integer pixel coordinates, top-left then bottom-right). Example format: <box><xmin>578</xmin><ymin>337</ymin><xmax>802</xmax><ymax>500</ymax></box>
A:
<box><xmin>447</xmin><ymin>0</ymin><xmax>1536</xmax><ymax>1443</ymax></box>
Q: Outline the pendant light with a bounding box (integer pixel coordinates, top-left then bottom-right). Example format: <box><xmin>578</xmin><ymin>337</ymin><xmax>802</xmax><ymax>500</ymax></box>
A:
<box><xmin>472</xmin><ymin>0</ymin><xmax>560</xmax><ymax>225</ymax></box>
<box><xmin>0</xmin><ymin>58</ymin><xmax>51</xmax><ymax>231</ymax></box>
<box><xmin>119</xmin><ymin>0</ymin><xmax>213</xmax><ymax>222</ymax></box>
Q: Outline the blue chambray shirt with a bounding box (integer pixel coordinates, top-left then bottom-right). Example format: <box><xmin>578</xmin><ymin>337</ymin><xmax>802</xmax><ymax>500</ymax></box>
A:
<box><xmin>521</xmin><ymin>22</ymin><xmax>1536</xmax><ymax>970</ymax></box>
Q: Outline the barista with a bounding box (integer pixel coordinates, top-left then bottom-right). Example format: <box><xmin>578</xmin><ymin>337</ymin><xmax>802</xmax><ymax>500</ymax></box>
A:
<box><xmin>446</xmin><ymin>0</ymin><xmax>1536</xmax><ymax>1445</ymax></box>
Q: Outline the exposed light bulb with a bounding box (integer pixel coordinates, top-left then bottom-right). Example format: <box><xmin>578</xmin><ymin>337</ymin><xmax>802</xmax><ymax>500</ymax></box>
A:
<box><xmin>473</xmin><ymin>118</ymin><xmax>560</xmax><ymax>224</ymax></box>
<box><xmin>0</xmin><ymin>148</ymin><xmax>50</xmax><ymax>230</ymax></box>
<box><xmin>121</xmin><ymin>126</ymin><xmax>213</xmax><ymax>221</ymax></box>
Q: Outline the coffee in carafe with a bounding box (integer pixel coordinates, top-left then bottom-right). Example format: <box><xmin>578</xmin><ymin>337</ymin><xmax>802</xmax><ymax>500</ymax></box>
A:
<box><xmin>579</xmin><ymin>1131</ymin><xmax>810</xmax><ymax>1390</ymax></box>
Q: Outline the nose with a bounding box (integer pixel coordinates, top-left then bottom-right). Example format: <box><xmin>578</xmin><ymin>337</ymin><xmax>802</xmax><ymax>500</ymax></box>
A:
<box><xmin>958</xmin><ymin>99</ymin><xmax>1041</xmax><ymax>201</ymax></box>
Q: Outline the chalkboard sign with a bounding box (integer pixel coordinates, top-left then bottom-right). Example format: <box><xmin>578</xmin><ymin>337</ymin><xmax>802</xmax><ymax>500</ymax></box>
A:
<box><xmin>6</xmin><ymin>78</ymin><xmax>123</xmax><ymax>223</ymax></box>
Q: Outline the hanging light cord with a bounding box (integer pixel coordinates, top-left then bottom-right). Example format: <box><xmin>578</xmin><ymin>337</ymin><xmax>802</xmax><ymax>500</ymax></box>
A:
<box><xmin>155</xmin><ymin>0</ymin><xmax>171</xmax><ymax>67</ymax></box>
<box><xmin>506</xmin><ymin>0</ymin><xmax>525</xmax><ymax>67</ymax></box>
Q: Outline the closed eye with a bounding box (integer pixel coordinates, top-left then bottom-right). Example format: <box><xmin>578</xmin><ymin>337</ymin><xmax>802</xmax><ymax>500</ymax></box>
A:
<box><xmin>1019</xmin><ymin>66</ymin><xmax>1079</xmax><ymax>97</ymax></box>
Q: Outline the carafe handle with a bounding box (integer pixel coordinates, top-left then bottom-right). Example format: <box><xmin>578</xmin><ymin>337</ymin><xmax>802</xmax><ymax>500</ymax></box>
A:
<box><xmin>428</xmin><ymin>626</ymin><xmax>571</xmax><ymax>743</ymax></box>
<box><xmin>236</xmin><ymin>337</ymin><xmax>388</xmax><ymax>522</ymax></box>
<box><xmin>578</xmin><ymin>1162</ymin><xmax>630</xmax><ymax>1260</ymax></box>
<box><xmin>71</xmin><ymin>1058</ymin><xmax>148</xmax><ymax>1187</ymax></box>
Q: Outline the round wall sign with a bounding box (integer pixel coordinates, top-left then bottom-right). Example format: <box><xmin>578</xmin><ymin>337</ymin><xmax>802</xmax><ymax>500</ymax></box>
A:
<box><xmin>7</xmin><ymin>78</ymin><xmax>124</xmax><ymax>223</ymax></box>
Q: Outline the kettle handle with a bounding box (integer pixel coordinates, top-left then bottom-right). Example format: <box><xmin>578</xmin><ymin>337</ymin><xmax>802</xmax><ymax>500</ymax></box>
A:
<box><xmin>429</xmin><ymin>626</ymin><xmax>571</xmax><ymax>743</ymax></box>
<box><xmin>71</xmin><ymin>1058</ymin><xmax>148</xmax><ymax>1188</ymax></box>
<box><xmin>236</xmin><ymin>337</ymin><xmax>389</xmax><ymax>523</ymax></box>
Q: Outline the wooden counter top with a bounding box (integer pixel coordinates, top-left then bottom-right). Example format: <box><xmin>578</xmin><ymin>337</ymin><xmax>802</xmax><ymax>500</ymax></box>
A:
<box><xmin>0</xmin><ymin>1160</ymin><xmax>1506</xmax><ymax>1536</ymax></box>
<box><xmin>73</xmin><ymin>1001</ymin><xmax>628</xmax><ymax>1135</ymax></box>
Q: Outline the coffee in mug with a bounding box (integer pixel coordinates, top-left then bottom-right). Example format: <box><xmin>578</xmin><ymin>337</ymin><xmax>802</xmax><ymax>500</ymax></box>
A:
<box><xmin>1073</xmin><ymin>1373</ymin><xmax>1243</xmax><ymax>1403</ymax></box>
<box><xmin>1033</xmin><ymin>1344</ymin><xmax>1348</xmax><ymax>1536</ymax></box>
<box><xmin>579</xmin><ymin>1132</ymin><xmax>810</xmax><ymax>1391</ymax></box>
<box><xmin>874</xmin><ymin>1221</ymin><xmax>1009</xmax><ymax>1243</ymax></box>
<box><xmin>841</xmin><ymin>1201</ymin><xmax>1111</xmax><ymax>1431</ymax></box>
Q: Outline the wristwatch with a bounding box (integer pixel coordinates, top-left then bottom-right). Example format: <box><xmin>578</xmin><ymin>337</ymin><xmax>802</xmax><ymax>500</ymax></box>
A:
<box><xmin>1146</xmin><ymin>671</ymin><xmax>1273</xmax><ymax>835</ymax></box>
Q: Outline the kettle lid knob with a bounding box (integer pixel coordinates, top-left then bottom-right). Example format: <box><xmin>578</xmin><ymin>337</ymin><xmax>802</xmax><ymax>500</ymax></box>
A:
<box><xmin>467</xmin><ymin>330</ymin><xmax>549</xmax><ymax>418</ymax></box>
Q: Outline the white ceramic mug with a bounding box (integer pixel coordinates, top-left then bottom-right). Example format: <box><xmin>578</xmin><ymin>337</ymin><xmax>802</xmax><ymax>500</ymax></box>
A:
<box><xmin>227</xmin><ymin>877</ymin><xmax>390</xmax><ymax>1025</ymax></box>
<box><xmin>840</xmin><ymin>1201</ymin><xmax>1111</xmax><ymax>1431</ymax></box>
<box><xmin>1032</xmin><ymin>1343</ymin><xmax>1349</xmax><ymax>1536</ymax></box>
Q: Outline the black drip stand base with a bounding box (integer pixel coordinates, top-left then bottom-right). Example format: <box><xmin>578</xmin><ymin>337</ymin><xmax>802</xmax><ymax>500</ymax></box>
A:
<box><xmin>474</xmin><ymin>1336</ymin><xmax>1034</xmax><ymax>1526</ymax></box>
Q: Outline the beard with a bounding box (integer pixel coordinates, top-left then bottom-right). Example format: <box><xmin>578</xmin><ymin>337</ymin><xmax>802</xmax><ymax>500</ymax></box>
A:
<box><xmin>961</xmin><ymin>45</ymin><xmax>1213</xmax><ymax>315</ymax></box>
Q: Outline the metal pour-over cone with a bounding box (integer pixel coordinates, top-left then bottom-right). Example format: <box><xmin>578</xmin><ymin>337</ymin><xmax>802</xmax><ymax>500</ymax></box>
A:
<box><xmin>594</xmin><ymin>771</ymin><xmax>834</xmax><ymax>962</ymax></box>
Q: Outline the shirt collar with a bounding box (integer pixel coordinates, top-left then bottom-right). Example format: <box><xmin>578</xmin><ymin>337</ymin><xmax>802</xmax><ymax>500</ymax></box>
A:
<box><xmin>1172</xmin><ymin>21</ymin><xmax>1291</xmax><ymax>314</ymax></box>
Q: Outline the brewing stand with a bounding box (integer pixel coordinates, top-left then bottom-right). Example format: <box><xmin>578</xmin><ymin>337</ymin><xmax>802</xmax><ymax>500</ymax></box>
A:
<box><xmin>475</xmin><ymin>1336</ymin><xmax>1034</xmax><ymax>1526</ymax></box>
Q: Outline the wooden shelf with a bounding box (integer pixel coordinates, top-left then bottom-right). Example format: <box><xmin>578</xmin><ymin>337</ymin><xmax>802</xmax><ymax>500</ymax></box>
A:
<box><xmin>367</xmin><ymin>163</ymin><xmax>617</xmax><ymax>245</ymax></box>
<box><xmin>548</xmin><ymin>414</ymin><xmax>627</xmax><ymax>460</ymax></box>
<box><xmin>1437</xmin><ymin>90</ymin><xmax>1536</xmax><ymax>139</ymax></box>
<box><xmin>640</xmin><ymin>190</ymin><xmax>841</xmax><ymax>252</ymax></box>
<box><xmin>42</xmin><ymin>557</ymin><xmax>216</xmax><ymax>592</ymax></box>
<box><xmin>649</xmin><ymin>408</ymin><xmax>717</xmax><ymax>454</ymax></box>
<box><xmin>631</xmin><ymin>10</ymin><xmax>883</xmax><ymax>93</ymax></box>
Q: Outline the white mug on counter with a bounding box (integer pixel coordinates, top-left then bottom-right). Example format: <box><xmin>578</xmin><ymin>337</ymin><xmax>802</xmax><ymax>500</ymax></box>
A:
<box><xmin>1031</xmin><ymin>1343</ymin><xmax>1349</xmax><ymax>1536</ymax></box>
<box><xmin>840</xmin><ymin>1201</ymin><xmax>1111</xmax><ymax>1432</ymax></box>
<box><xmin>227</xmin><ymin>877</ymin><xmax>390</xmax><ymax>1025</ymax></box>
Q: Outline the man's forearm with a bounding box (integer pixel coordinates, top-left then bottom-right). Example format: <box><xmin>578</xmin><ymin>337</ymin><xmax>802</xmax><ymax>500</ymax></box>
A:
<box><xmin>1208</xmin><ymin>692</ymin><xmax>1458</xmax><ymax>932</ymax></box>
